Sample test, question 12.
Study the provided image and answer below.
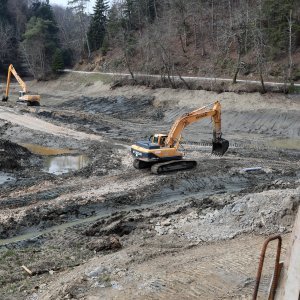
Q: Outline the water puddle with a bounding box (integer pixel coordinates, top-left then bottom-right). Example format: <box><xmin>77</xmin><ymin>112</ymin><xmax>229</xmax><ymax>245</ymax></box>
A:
<box><xmin>22</xmin><ymin>144</ymin><xmax>74</xmax><ymax>156</ymax></box>
<box><xmin>21</xmin><ymin>144</ymin><xmax>89</xmax><ymax>174</ymax></box>
<box><xmin>43</xmin><ymin>155</ymin><xmax>90</xmax><ymax>175</ymax></box>
<box><xmin>0</xmin><ymin>172</ymin><xmax>15</xmax><ymax>185</ymax></box>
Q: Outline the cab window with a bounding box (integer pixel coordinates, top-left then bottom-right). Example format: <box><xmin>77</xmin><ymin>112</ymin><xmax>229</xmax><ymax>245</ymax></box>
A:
<box><xmin>152</xmin><ymin>136</ymin><xmax>159</xmax><ymax>144</ymax></box>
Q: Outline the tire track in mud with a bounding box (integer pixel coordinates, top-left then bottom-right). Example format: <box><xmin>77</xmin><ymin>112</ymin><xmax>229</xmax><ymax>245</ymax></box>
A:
<box><xmin>1</xmin><ymin>168</ymin><xmax>293</xmax><ymax>244</ymax></box>
<box><xmin>0</xmin><ymin>107</ymin><xmax>103</xmax><ymax>141</ymax></box>
<box><xmin>0</xmin><ymin>169</ymin><xmax>251</xmax><ymax>242</ymax></box>
<box><xmin>67</xmin><ymin>235</ymin><xmax>289</xmax><ymax>300</ymax></box>
<box><xmin>150</xmin><ymin>237</ymin><xmax>285</xmax><ymax>300</ymax></box>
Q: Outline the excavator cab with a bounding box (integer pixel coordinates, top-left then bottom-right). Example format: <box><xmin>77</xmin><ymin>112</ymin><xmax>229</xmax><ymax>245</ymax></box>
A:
<box><xmin>150</xmin><ymin>134</ymin><xmax>168</xmax><ymax>147</ymax></box>
<box><xmin>212</xmin><ymin>138</ymin><xmax>229</xmax><ymax>156</ymax></box>
<box><xmin>19</xmin><ymin>91</ymin><xmax>26</xmax><ymax>98</ymax></box>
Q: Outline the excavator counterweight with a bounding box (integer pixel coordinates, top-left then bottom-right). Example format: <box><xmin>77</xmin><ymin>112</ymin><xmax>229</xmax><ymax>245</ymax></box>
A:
<box><xmin>131</xmin><ymin>101</ymin><xmax>229</xmax><ymax>174</ymax></box>
<box><xmin>2</xmin><ymin>64</ymin><xmax>40</xmax><ymax>106</ymax></box>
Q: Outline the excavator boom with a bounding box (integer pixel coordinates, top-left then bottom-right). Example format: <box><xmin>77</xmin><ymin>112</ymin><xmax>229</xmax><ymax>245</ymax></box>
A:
<box><xmin>166</xmin><ymin>101</ymin><xmax>228</xmax><ymax>156</ymax></box>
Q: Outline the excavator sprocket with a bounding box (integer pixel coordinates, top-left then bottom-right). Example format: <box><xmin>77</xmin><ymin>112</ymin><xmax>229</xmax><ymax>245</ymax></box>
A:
<box><xmin>133</xmin><ymin>159</ymin><xmax>153</xmax><ymax>169</ymax></box>
<box><xmin>27</xmin><ymin>101</ymin><xmax>40</xmax><ymax>107</ymax></box>
<box><xmin>212</xmin><ymin>138</ymin><xmax>229</xmax><ymax>156</ymax></box>
<box><xmin>151</xmin><ymin>160</ymin><xmax>197</xmax><ymax>174</ymax></box>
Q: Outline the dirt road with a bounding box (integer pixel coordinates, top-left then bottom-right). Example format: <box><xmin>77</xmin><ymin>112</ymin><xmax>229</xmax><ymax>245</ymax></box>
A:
<box><xmin>0</xmin><ymin>107</ymin><xmax>103</xmax><ymax>141</ymax></box>
<box><xmin>62</xmin><ymin>68</ymin><xmax>300</xmax><ymax>88</ymax></box>
<box><xmin>0</xmin><ymin>74</ymin><xmax>299</xmax><ymax>300</ymax></box>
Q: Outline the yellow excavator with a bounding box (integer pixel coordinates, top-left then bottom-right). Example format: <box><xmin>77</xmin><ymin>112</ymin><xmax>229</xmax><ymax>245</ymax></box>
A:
<box><xmin>2</xmin><ymin>64</ymin><xmax>40</xmax><ymax>106</ymax></box>
<box><xmin>131</xmin><ymin>101</ymin><xmax>229</xmax><ymax>174</ymax></box>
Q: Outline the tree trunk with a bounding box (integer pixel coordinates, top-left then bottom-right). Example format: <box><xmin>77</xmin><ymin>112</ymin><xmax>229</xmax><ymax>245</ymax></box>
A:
<box><xmin>233</xmin><ymin>50</ymin><xmax>241</xmax><ymax>84</ymax></box>
<box><xmin>211</xmin><ymin>0</ymin><xmax>214</xmax><ymax>35</ymax></box>
<box><xmin>153</xmin><ymin>0</ymin><xmax>158</xmax><ymax>19</ymax></box>
<box><xmin>244</xmin><ymin>0</ymin><xmax>249</xmax><ymax>53</ymax></box>
<box><xmin>179</xmin><ymin>34</ymin><xmax>186</xmax><ymax>53</ymax></box>
<box><xmin>124</xmin><ymin>50</ymin><xmax>135</xmax><ymax>81</ymax></box>
<box><xmin>259</xmin><ymin>65</ymin><xmax>266</xmax><ymax>93</ymax></box>
<box><xmin>288</xmin><ymin>9</ymin><xmax>293</xmax><ymax>82</ymax></box>
<box><xmin>228</xmin><ymin>0</ymin><xmax>232</xmax><ymax>28</ymax></box>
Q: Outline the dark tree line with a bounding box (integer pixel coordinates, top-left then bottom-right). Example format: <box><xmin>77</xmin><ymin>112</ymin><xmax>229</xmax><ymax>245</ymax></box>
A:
<box><xmin>0</xmin><ymin>0</ymin><xmax>87</xmax><ymax>79</ymax></box>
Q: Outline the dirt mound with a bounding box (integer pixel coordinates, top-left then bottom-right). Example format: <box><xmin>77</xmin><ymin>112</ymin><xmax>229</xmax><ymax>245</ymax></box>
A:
<box><xmin>57</xmin><ymin>95</ymin><xmax>164</xmax><ymax>121</ymax></box>
<box><xmin>0</xmin><ymin>139</ymin><xmax>33</xmax><ymax>170</ymax></box>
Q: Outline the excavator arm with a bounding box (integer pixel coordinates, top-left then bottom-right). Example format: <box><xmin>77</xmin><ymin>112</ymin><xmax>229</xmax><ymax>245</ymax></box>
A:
<box><xmin>3</xmin><ymin>64</ymin><xmax>27</xmax><ymax>101</ymax></box>
<box><xmin>2</xmin><ymin>64</ymin><xmax>40</xmax><ymax>105</ymax></box>
<box><xmin>165</xmin><ymin>101</ymin><xmax>228</xmax><ymax>155</ymax></box>
<box><xmin>166</xmin><ymin>101</ymin><xmax>222</xmax><ymax>147</ymax></box>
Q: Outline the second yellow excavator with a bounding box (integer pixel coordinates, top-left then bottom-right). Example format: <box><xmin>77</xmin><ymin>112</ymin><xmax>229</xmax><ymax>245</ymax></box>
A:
<box><xmin>131</xmin><ymin>101</ymin><xmax>229</xmax><ymax>174</ymax></box>
<box><xmin>2</xmin><ymin>64</ymin><xmax>40</xmax><ymax>106</ymax></box>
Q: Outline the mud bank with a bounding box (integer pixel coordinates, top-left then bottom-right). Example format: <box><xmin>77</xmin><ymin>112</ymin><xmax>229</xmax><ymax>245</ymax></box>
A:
<box><xmin>0</xmin><ymin>75</ymin><xmax>299</xmax><ymax>299</ymax></box>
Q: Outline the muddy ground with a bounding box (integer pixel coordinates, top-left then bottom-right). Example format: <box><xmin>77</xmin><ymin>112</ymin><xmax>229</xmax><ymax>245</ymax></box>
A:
<box><xmin>0</xmin><ymin>73</ymin><xmax>299</xmax><ymax>300</ymax></box>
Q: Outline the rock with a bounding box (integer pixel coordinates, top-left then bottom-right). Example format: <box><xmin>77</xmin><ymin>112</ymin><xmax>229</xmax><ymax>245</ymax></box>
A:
<box><xmin>161</xmin><ymin>219</ymin><xmax>171</xmax><ymax>226</ymax></box>
<box><xmin>86</xmin><ymin>267</ymin><xmax>107</xmax><ymax>278</ymax></box>
<box><xmin>154</xmin><ymin>225</ymin><xmax>166</xmax><ymax>235</ymax></box>
<box><xmin>111</xmin><ymin>281</ymin><xmax>122</xmax><ymax>290</ymax></box>
<box><xmin>87</xmin><ymin>235</ymin><xmax>122</xmax><ymax>252</ymax></box>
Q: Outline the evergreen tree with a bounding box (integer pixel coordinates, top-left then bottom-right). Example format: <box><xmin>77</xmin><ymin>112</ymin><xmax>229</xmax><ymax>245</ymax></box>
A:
<box><xmin>263</xmin><ymin>0</ymin><xmax>299</xmax><ymax>57</ymax></box>
<box><xmin>0</xmin><ymin>0</ymin><xmax>10</xmax><ymax>25</ymax></box>
<box><xmin>31</xmin><ymin>0</ymin><xmax>59</xmax><ymax>44</ymax></box>
<box><xmin>107</xmin><ymin>3</ymin><xmax>122</xmax><ymax>37</ymax></box>
<box><xmin>22</xmin><ymin>1</ymin><xmax>61</xmax><ymax>78</ymax></box>
<box><xmin>68</xmin><ymin>0</ymin><xmax>91</xmax><ymax>57</ymax></box>
<box><xmin>52</xmin><ymin>48</ymin><xmax>64</xmax><ymax>72</ymax></box>
<box><xmin>87</xmin><ymin>0</ymin><xmax>109</xmax><ymax>52</ymax></box>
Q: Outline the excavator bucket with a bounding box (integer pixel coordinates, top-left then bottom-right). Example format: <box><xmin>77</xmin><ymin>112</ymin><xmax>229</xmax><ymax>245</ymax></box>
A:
<box><xmin>2</xmin><ymin>96</ymin><xmax>8</xmax><ymax>102</ymax></box>
<box><xmin>212</xmin><ymin>139</ymin><xmax>229</xmax><ymax>156</ymax></box>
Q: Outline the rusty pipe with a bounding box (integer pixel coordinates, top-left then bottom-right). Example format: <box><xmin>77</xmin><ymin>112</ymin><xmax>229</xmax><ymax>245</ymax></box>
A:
<box><xmin>253</xmin><ymin>235</ymin><xmax>282</xmax><ymax>300</ymax></box>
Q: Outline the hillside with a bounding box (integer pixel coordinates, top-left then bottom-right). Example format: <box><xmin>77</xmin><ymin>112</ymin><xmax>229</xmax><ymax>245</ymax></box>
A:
<box><xmin>0</xmin><ymin>0</ymin><xmax>299</xmax><ymax>89</ymax></box>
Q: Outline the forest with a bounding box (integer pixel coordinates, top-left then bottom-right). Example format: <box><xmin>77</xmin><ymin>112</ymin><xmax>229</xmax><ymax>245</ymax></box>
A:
<box><xmin>0</xmin><ymin>0</ymin><xmax>299</xmax><ymax>88</ymax></box>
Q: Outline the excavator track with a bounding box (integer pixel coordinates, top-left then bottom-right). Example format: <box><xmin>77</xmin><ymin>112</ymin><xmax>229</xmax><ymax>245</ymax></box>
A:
<box><xmin>133</xmin><ymin>159</ymin><xmax>154</xmax><ymax>169</ymax></box>
<box><xmin>151</xmin><ymin>160</ymin><xmax>197</xmax><ymax>174</ymax></box>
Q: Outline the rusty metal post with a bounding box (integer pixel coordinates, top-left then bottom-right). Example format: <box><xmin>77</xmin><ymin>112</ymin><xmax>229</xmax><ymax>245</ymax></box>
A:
<box><xmin>253</xmin><ymin>235</ymin><xmax>282</xmax><ymax>300</ymax></box>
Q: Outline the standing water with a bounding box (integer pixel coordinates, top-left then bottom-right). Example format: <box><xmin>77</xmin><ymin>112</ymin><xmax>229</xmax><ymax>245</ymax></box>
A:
<box><xmin>43</xmin><ymin>155</ymin><xmax>89</xmax><ymax>175</ymax></box>
<box><xmin>0</xmin><ymin>172</ymin><xmax>15</xmax><ymax>185</ymax></box>
<box><xmin>21</xmin><ymin>144</ymin><xmax>90</xmax><ymax>175</ymax></box>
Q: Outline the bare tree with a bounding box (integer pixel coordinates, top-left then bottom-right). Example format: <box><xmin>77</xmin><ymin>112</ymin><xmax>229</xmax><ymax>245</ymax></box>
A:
<box><xmin>21</xmin><ymin>41</ymin><xmax>46</xmax><ymax>79</ymax></box>
<box><xmin>287</xmin><ymin>9</ymin><xmax>293</xmax><ymax>83</ymax></box>
<box><xmin>53</xmin><ymin>5</ymin><xmax>83</xmax><ymax>62</ymax></box>
<box><xmin>230</xmin><ymin>5</ymin><xmax>250</xmax><ymax>84</ymax></box>
<box><xmin>68</xmin><ymin>0</ymin><xmax>91</xmax><ymax>58</ymax></box>
<box><xmin>252</xmin><ymin>0</ymin><xmax>267</xmax><ymax>93</ymax></box>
